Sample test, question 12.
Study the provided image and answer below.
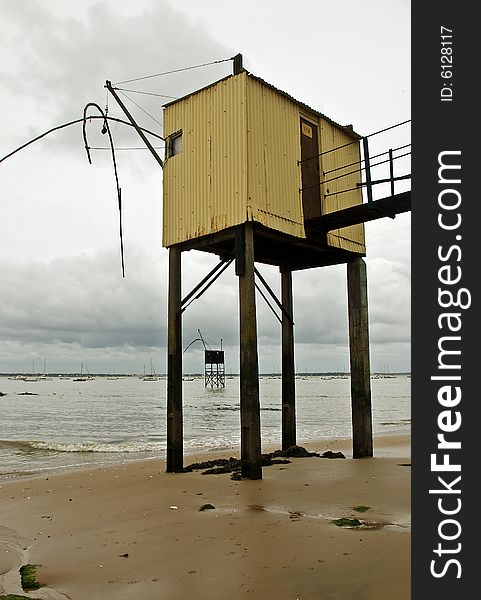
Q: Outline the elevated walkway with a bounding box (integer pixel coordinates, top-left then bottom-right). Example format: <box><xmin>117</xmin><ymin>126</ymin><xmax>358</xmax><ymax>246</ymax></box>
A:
<box><xmin>307</xmin><ymin>190</ymin><xmax>411</xmax><ymax>232</ymax></box>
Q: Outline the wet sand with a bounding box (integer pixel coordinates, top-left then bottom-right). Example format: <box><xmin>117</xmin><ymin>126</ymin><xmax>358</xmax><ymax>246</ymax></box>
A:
<box><xmin>0</xmin><ymin>434</ymin><xmax>410</xmax><ymax>599</ymax></box>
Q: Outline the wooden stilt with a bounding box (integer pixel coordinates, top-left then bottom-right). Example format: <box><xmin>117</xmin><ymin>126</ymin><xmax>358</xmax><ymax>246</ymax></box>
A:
<box><xmin>166</xmin><ymin>246</ymin><xmax>183</xmax><ymax>472</ymax></box>
<box><xmin>237</xmin><ymin>223</ymin><xmax>262</xmax><ymax>479</ymax></box>
<box><xmin>281</xmin><ymin>268</ymin><xmax>296</xmax><ymax>450</ymax></box>
<box><xmin>347</xmin><ymin>258</ymin><xmax>373</xmax><ymax>458</ymax></box>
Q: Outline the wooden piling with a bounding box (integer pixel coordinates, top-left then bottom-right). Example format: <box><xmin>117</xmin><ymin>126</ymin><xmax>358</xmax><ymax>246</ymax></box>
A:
<box><xmin>347</xmin><ymin>258</ymin><xmax>373</xmax><ymax>458</ymax></box>
<box><xmin>166</xmin><ymin>246</ymin><xmax>183</xmax><ymax>472</ymax></box>
<box><xmin>281</xmin><ymin>268</ymin><xmax>296</xmax><ymax>450</ymax></box>
<box><xmin>237</xmin><ymin>223</ymin><xmax>262</xmax><ymax>479</ymax></box>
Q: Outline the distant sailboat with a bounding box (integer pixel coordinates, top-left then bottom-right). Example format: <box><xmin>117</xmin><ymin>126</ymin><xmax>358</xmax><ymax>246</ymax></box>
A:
<box><xmin>24</xmin><ymin>359</ymin><xmax>38</xmax><ymax>382</ymax></box>
<box><xmin>73</xmin><ymin>362</ymin><xmax>92</xmax><ymax>382</ymax></box>
<box><xmin>38</xmin><ymin>357</ymin><xmax>52</xmax><ymax>380</ymax></box>
<box><xmin>107</xmin><ymin>363</ymin><xmax>120</xmax><ymax>380</ymax></box>
<box><xmin>142</xmin><ymin>359</ymin><xmax>159</xmax><ymax>381</ymax></box>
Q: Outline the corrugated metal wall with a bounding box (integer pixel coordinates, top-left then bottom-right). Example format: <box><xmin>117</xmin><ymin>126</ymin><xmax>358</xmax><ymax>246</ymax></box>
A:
<box><xmin>163</xmin><ymin>72</ymin><xmax>364</xmax><ymax>253</ymax></box>
<box><xmin>163</xmin><ymin>75</ymin><xmax>247</xmax><ymax>247</ymax></box>
<box><xmin>246</xmin><ymin>78</ymin><xmax>305</xmax><ymax>239</ymax></box>
<box><xmin>319</xmin><ymin>122</ymin><xmax>365</xmax><ymax>252</ymax></box>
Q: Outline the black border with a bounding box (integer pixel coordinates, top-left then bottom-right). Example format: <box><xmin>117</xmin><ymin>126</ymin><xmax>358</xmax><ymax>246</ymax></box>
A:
<box><xmin>412</xmin><ymin>4</ymin><xmax>477</xmax><ymax>597</ymax></box>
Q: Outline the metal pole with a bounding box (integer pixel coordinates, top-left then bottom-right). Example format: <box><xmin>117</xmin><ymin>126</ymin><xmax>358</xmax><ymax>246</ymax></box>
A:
<box><xmin>105</xmin><ymin>81</ymin><xmax>164</xmax><ymax>169</ymax></box>
<box><xmin>362</xmin><ymin>137</ymin><xmax>373</xmax><ymax>205</ymax></box>
<box><xmin>389</xmin><ymin>149</ymin><xmax>395</xmax><ymax>196</ymax></box>
<box><xmin>233</xmin><ymin>53</ymin><xmax>243</xmax><ymax>75</ymax></box>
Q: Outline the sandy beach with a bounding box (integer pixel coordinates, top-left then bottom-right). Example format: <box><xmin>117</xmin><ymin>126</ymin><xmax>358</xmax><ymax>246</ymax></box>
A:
<box><xmin>0</xmin><ymin>434</ymin><xmax>410</xmax><ymax>600</ymax></box>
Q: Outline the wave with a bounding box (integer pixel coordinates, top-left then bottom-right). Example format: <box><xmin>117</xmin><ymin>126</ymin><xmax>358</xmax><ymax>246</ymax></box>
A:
<box><xmin>379</xmin><ymin>419</ymin><xmax>411</xmax><ymax>426</ymax></box>
<box><xmin>210</xmin><ymin>405</ymin><xmax>281</xmax><ymax>412</ymax></box>
<box><xmin>0</xmin><ymin>438</ymin><xmax>164</xmax><ymax>454</ymax></box>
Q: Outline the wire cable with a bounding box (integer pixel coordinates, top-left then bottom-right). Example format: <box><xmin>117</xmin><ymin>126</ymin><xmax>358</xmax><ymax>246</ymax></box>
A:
<box><xmin>117</xmin><ymin>89</ymin><xmax>163</xmax><ymax>128</ymax></box>
<box><xmin>82</xmin><ymin>102</ymin><xmax>125</xmax><ymax>278</ymax></box>
<box><xmin>89</xmin><ymin>146</ymin><xmax>165</xmax><ymax>150</ymax></box>
<box><xmin>1</xmin><ymin>116</ymin><xmax>164</xmax><ymax>165</ymax></box>
<box><xmin>113</xmin><ymin>87</ymin><xmax>178</xmax><ymax>99</ymax></box>
<box><xmin>113</xmin><ymin>57</ymin><xmax>234</xmax><ymax>86</ymax></box>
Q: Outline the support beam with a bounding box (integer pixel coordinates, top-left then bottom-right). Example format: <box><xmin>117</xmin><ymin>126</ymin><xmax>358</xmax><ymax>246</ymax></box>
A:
<box><xmin>281</xmin><ymin>268</ymin><xmax>296</xmax><ymax>450</ymax></box>
<box><xmin>237</xmin><ymin>223</ymin><xmax>262</xmax><ymax>479</ymax></box>
<box><xmin>167</xmin><ymin>246</ymin><xmax>183</xmax><ymax>472</ymax></box>
<box><xmin>347</xmin><ymin>258</ymin><xmax>373</xmax><ymax>458</ymax></box>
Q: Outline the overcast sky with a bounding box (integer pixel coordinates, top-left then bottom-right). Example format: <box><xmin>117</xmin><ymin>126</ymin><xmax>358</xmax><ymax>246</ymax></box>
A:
<box><xmin>0</xmin><ymin>0</ymin><xmax>410</xmax><ymax>374</ymax></box>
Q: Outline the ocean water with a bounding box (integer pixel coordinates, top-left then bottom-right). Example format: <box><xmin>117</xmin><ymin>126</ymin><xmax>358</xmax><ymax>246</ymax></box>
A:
<box><xmin>0</xmin><ymin>374</ymin><xmax>410</xmax><ymax>479</ymax></box>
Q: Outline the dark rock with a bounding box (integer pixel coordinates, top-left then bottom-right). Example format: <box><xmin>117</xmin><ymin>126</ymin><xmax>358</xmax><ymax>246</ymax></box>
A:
<box><xmin>202</xmin><ymin>465</ymin><xmax>237</xmax><ymax>475</ymax></box>
<box><xmin>265</xmin><ymin>445</ymin><xmax>321</xmax><ymax>459</ymax></box>
<box><xmin>184</xmin><ymin>457</ymin><xmax>239</xmax><ymax>473</ymax></box>
<box><xmin>284</xmin><ymin>445</ymin><xmax>321</xmax><ymax>457</ymax></box>
<box><xmin>321</xmin><ymin>451</ymin><xmax>346</xmax><ymax>459</ymax></box>
<box><xmin>199</xmin><ymin>503</ymin><xmax>216</xmax><ymax>511</ymax></box>
<box><xmin>184</xmin><ymin>446</ymin><xmax>318</xmax><ymax>479</ymax></box>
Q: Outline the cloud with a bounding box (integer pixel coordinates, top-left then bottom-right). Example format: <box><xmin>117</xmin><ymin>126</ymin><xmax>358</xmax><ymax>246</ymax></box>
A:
<box><xmin>0</xmin><ymin>243</ymin><xmax>410</xmax><ymax>373</ymax></box>
<box><xmin>0</xmin><ymin>1</ymin><xmax>410</xmax><ymax>374</ymax></box>
<box><xmin>0</xmin><ymin>245</ymin><xmax>166</xmax><ymax>346</ymax></box>
<box><xmin>1</xmin><ymin>0</ymin><xmax>235</xmax><ymax>151</ymax></box>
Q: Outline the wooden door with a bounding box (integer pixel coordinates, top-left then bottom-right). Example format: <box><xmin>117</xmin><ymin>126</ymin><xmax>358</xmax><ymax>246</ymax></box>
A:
<box><xmin>300</xmin><ymin>118</ymin><xmax>321</xmax><ymax>221</ymax></box>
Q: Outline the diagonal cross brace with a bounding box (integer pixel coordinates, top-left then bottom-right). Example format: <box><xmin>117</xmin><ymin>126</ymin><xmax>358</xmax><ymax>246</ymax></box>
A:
<box><xmin>254</xmin><ymin>268</ymin><xmax>294</xmax><ymax>326</ymax></box>
<box><xmin>255</xmin><ymin>283</ymin><xmax>282</xmax><ymax>324</ymax></box>
<box><xmin>181</xmin><ymin>259</ymin><xmax>233</xmax><ymax>313</ymax></box>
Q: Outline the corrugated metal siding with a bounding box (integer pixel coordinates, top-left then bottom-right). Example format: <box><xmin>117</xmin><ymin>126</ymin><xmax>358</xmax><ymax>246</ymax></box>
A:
<box><xmin>162</xmin><ymin>75</ymin><xmax>247</xmax><ymax>246</ymax></box>
<box><xmin>163</xmin><ymin>72</ymin><xmax>363</xmax><ymax>252</ymax></box>
<box><xmin>319</xmin><ymin>122</ymin><xmax>365</xmax><ymax>252</ymax></box>
<box><xmin>210</xmin><ymin>75</ymin><xmax>247</xmax><ymax>234</ymax></box>
<box><xmin>246</xmin><ymin>78</ymin><xmax>305</xmax><ymax>238</ymax></box>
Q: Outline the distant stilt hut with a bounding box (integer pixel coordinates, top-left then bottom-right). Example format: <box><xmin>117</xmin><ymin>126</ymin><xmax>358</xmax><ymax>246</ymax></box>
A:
<box><xmin>204</xmin><ymin>348</ymin><xmax>225</xmax><ymax>389</ymax></box>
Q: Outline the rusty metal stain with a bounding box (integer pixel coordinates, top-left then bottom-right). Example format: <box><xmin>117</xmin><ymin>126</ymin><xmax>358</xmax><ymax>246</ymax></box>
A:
<box><xmin>162</xmin><ymin>71</ymin><xmax>364</xmax><ymax>252</ymax></box>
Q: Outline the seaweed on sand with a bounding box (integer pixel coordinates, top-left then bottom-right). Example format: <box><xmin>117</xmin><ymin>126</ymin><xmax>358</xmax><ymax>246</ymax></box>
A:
<box><xmin>19</xmin><ymin>564</ymin><xmax>42</xmax><ymax>591</ymax></box>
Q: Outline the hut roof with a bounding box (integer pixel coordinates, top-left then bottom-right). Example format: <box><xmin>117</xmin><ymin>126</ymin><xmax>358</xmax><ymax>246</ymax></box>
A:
<box><xmin>163</xmin><ymin>71</ymin><xmax>361</xmax><ymax>140</ymax></box>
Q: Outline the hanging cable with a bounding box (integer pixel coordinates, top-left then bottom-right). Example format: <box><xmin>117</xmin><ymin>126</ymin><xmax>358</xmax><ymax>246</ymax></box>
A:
<box><xmin>113</xmin><ymin>87</ymin><xmax>178</xmax><ymax>99</ymax></box>
<box><xmin>113</xmin><ymin>57</ymin><xmax>234</xmax><ymax>86</ymax></box>
<box><xmin>82</xmin><ymin>102</ymin><xmax>125</xmax><ymax>278</ymax></box>
<box><xmin>89</xmin><ymin>146</ymin><xmax>165</xmax><ymax>150</ymax></box>
<box><xmin>0</xmin><ymin>115</ymin><xmax>164</xmax><ymax>165</ymax></box>
<box><xmin>117</xmin><ymin>89</ymin><xmax>163</xmax><ymax>128</ymax></box>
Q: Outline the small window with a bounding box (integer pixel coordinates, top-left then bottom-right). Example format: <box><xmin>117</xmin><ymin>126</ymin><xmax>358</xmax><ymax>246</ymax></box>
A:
<box><xmin>167</xmin><ymin>131</ymin><xmax>182</xmax><ymax>158</ymax></box>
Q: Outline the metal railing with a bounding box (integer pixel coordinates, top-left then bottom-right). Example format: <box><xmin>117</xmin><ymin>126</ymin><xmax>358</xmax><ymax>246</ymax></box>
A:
<box><xmin>299</xmin><ymin>119</ymin><xmax>411</xmax><ymax>205</ymax></box>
